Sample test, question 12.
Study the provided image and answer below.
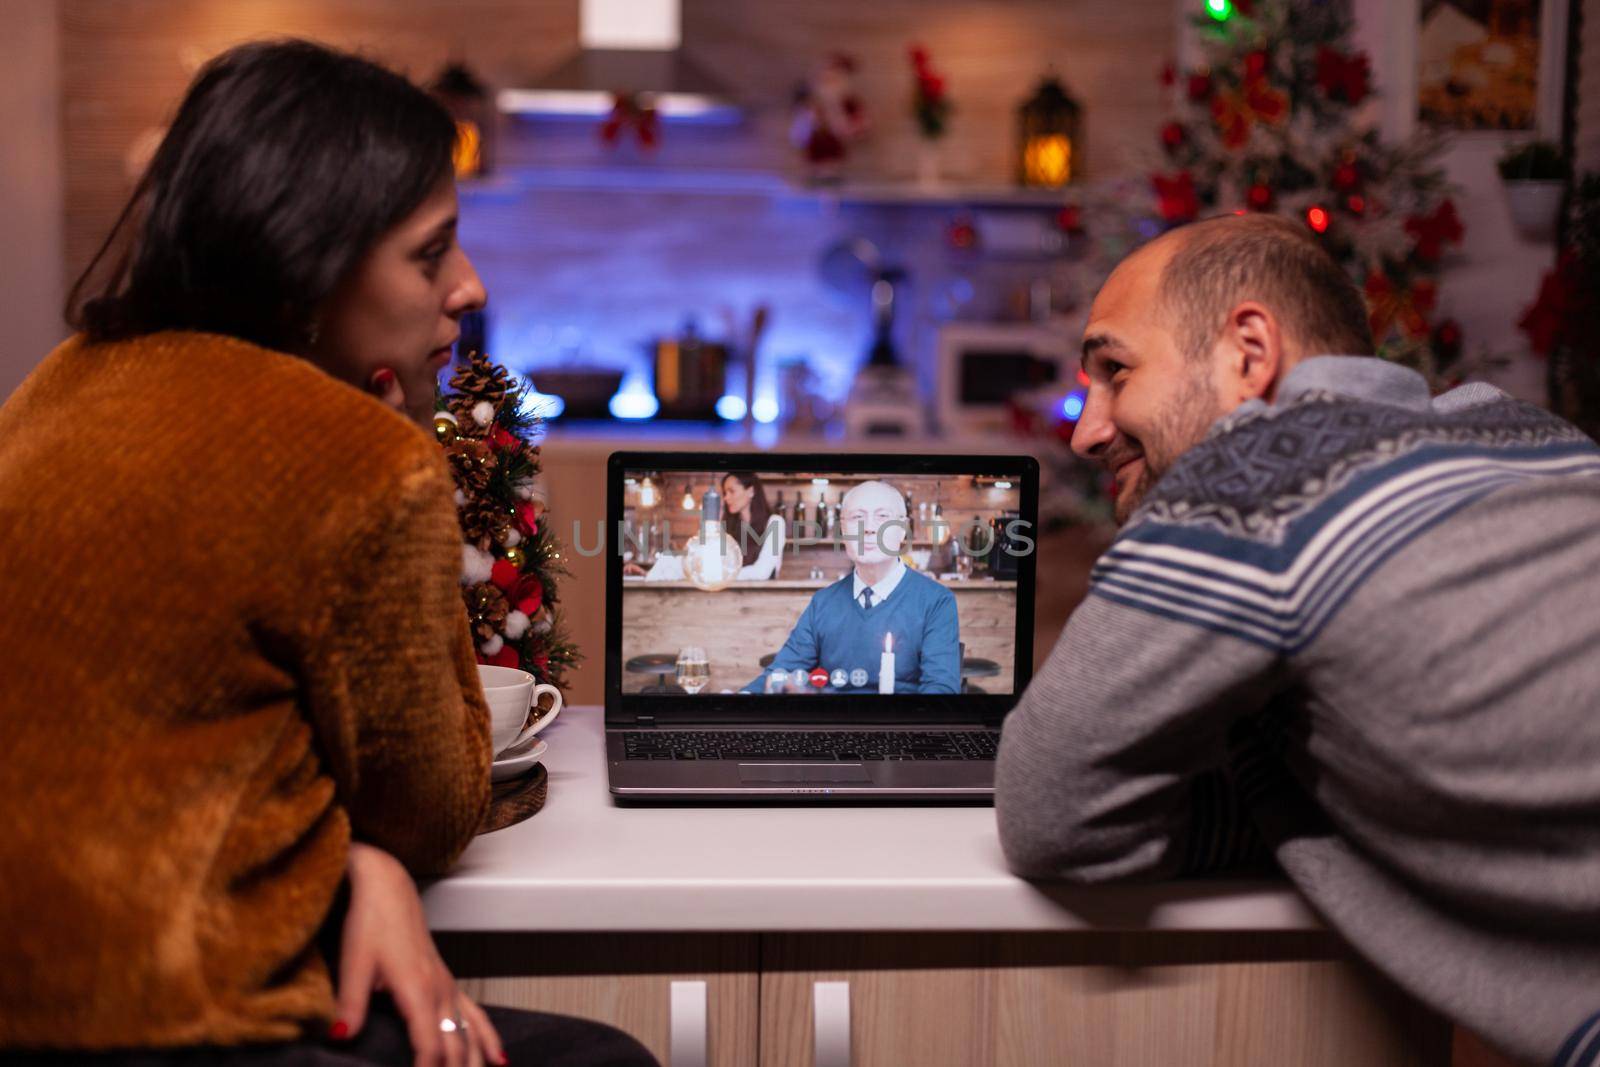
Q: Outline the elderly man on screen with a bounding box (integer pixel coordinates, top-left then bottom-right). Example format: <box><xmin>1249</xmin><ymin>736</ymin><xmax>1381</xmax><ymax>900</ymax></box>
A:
<box><xmin>746</xmin><ymin>481</ymin><xmax>960</xmax><ymax>695</ymax></box>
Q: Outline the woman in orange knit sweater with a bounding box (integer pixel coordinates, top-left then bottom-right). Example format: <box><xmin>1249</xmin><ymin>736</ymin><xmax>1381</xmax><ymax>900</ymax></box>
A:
<box><xmin>0</xmin><ymin>40</ymin><xmax>654</xmax><ymax>1067</ymax></box>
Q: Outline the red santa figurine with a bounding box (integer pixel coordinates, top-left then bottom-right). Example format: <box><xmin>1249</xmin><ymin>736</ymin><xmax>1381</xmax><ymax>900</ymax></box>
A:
<box><xmin>790</xmin><ymin>53</ymin><xmax>869</xmax><ymax>183</ymax></box>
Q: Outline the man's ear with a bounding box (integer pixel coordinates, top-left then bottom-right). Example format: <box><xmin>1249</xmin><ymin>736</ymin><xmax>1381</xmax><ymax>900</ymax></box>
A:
<box><xmin>1221</xmin><ymin>300</ymin><xmax>1284</xmax><ymax>404</ymax></box>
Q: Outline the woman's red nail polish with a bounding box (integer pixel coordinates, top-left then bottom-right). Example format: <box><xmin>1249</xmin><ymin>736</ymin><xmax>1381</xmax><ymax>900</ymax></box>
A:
<box><xmin>329</xmin><ymin>1020</ymin><xmax>350</xmax><ymax>1040</ymax></box>
<box><xmin>496</xmin><ymin>1055</ymin><xmax>509</xmax><ymax>1065</ymax></box>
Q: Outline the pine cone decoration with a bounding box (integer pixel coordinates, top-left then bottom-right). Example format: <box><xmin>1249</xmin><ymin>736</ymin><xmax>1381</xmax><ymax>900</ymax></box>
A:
<box><xmin>460</xmin><ymin>499</ymin><xmax>511</xmax><ymax>550</ymax></box>
<box><xmin>464</xmin><ymin>582</ymin><xmax>509</xmax><ymax>643</ymax></box>
<box><xmin>449</xmin><ymin>354</ymin><xmax>512</xmax><ymax>409</ymax></box>
<box><xmin>446</xmin><ymin>440</ymin><xmax>494</xmax><ymax>494</ymax></box>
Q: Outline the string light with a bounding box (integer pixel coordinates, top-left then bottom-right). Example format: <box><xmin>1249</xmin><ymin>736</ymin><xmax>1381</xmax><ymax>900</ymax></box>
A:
<box><xmin>1206</xmin><ymin>0</ymin><xmax>1233</xmax><ymax>22</ymax></box>
<box><xmin>1306</xmin><ymin>205</ymin><xmax>1330</xmax><ymax>234</ymax></box>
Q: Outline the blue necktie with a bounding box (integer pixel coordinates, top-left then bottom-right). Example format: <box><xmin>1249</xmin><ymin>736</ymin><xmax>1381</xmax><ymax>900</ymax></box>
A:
<box><xmin>860</xmin><ymin>589</ymin><xmax>874</xmax><ymax>610</ymax></box>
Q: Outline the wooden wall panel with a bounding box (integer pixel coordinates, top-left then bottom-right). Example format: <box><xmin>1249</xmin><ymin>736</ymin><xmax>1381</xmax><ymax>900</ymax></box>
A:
<box><xmin>59</xmin><ymin>0</ymin><xmax>578</xmax><ymax>281</ymax></box>
<box><xmin>59</xmin><ymin>0</ymin><xmax>1174</xmax><ymax>288</ymax></box>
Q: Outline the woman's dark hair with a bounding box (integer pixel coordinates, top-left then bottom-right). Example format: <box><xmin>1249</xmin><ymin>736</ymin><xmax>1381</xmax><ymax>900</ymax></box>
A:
<box><xmin>722</xmin><ymin>471</ymin><xmax>774</xmax><ymax>568</ymax></box>
<box><xmin>67</xmin><ymin>39</ymin><xmax>458</xmax><ymax>351</ymax></box>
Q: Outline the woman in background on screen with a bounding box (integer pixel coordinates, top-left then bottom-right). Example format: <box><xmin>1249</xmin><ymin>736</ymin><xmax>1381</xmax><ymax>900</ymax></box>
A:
<box><xmin>721</xmin><ymin>471</ymin><xmax>784</xmax><ymax>580</ymax></box>
<box><xmin>643</xmin><ymin>471</ymin><xmax>784</xmax><ymax>581</ymax></box>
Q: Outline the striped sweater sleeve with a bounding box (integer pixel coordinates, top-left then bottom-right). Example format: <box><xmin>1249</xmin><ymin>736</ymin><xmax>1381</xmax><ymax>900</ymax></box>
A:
<box><xmin>996</xmin><ymin>561</ymin><xmax>1282</xmax><ymax>883</ymax></box>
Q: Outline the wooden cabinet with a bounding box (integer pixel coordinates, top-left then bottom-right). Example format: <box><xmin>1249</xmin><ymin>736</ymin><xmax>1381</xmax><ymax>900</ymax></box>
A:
<box><xmin>438</xmin><ymin>933</ymin><xmax>759</xmax><ymax>1067</ymax></box>
<box><xmin>439</xmin><ymin>931</ymin><xmax>1449</xmax><ymax>1067</ymax></box>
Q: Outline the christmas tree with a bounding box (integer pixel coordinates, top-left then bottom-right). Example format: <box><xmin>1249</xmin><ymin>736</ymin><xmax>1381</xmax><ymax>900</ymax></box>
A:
<box><xmin>1152</xmin><ymin>0</ymin><xmax>1466</xmax><ymax>381</ymax></box>
<box><xmin>435</xmin><ymin>351</ymin><xmax>580</xmax><ymax>692</ymax></box>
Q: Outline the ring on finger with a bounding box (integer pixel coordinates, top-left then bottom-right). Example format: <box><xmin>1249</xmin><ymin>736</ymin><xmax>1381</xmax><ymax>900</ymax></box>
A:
<box><xmin>439</xmin><ymin>1016</ymin><xmax>469</xmax><ymax>1035</ymax></box>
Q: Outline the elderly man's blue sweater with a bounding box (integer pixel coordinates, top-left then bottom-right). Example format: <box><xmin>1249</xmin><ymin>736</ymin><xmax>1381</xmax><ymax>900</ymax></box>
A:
<box><xmin>749</xmin><ymin>568</ymin><xmax>960</xmax><ymax>694</ymax></box>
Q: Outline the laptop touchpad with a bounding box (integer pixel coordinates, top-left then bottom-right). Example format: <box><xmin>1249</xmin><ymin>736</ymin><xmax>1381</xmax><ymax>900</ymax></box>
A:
<box><xmin>738</xmin><ymin>763</ymin><xmax>873</xmax><ymax>784</ymax></box>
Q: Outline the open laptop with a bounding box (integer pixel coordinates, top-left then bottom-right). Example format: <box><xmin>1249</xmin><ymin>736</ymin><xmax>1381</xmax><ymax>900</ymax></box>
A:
<box><xmin>605</xmin><ymin>451</ymin><xmax>1038</xmax><ymax>801</ymax></box>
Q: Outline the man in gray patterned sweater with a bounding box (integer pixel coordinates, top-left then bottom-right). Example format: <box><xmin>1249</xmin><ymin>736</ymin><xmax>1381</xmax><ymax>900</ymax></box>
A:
<box><xmin>995</xmin><ymin>213</ymin><xmax>1600</xmax><ymax>1067</ymax></box>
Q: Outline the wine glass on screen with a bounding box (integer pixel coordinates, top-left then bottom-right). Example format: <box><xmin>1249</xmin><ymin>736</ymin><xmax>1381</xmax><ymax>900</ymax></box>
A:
<box><xmin>675</xmin><ymin>647</ymin><xmax>710</xmax><ymax>695</ymax></box>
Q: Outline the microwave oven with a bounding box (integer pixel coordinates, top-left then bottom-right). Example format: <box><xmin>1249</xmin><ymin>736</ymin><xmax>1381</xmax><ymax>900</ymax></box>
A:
<box><xmin>935</xmin><ymin>319</ymin><xmax>1081</xmax><ymax>437</ymax></box>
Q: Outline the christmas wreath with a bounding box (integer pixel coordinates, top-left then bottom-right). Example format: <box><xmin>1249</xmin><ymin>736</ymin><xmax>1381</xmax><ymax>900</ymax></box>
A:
<box><xmin>435</xmin><ymin>351</ymin><xmax>579</xmax><ymax>691</ymax></box>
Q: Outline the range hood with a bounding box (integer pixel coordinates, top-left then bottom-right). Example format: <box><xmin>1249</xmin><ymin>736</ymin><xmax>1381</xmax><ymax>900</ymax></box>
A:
<box><xmin>499</xmin><ymin>0</ymin><xmax>741</xmax><ymax>122</ymax></box>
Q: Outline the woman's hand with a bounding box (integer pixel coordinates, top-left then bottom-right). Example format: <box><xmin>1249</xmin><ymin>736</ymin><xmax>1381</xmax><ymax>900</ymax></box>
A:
<box><xmin>335</xmin><ymin>842</ymin><xmax>505</xmax><ymax>1067</ymax></box>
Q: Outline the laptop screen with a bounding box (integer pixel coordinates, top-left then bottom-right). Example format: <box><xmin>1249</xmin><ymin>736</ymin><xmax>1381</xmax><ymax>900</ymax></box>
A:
<box><xmin>612</xmin><ymin>459</ymin><xmax>1035</xmax><ymax>711</ymax></box>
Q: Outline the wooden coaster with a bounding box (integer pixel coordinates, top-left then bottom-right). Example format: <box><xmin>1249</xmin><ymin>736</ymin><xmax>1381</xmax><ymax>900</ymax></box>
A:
<box><xmin>479</xmin><ymin>763</ymin><xmax>548</xmax><ymax>834</ymax></box>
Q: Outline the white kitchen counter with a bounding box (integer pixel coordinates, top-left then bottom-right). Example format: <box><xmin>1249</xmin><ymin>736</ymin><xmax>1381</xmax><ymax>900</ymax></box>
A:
<box><xmin>422</xmin><ymin>708</ymin><xmax>1320</xmax><ymax>933</ymax></box>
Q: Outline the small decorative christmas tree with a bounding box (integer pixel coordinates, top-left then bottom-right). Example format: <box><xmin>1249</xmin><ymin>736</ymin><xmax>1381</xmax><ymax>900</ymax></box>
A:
<box><xmin>435</xmin><ymin>350</ymin><xmax>579</xmax><ymax>692</ymax></box>
<box><xmin>1153</xmin><ymin>0</ymin><xmax>1467</xmax><ymax>382</ymax></box>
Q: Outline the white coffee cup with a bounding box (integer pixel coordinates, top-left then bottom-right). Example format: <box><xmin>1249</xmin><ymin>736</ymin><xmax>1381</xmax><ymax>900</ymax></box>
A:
<box><xmin>477</xmin><ymin>664</ymin><xmax>563</xmax><ymax>755</ymax></box>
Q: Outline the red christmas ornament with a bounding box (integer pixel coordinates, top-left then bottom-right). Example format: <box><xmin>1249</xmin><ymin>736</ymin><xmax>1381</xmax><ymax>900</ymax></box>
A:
<box><xmin>1055</xmin><ymin>204</ymin><xmax>1085</xmax><ymax>234</ymax></box>
<box><xmin>1186</xmin><ymin>72</ymin><xmax>1213</xmax><ymax>102</ymax></box>
<box><xmin>1152</xmin><ymin>171</ymin><xmax>1199</xmax><ymax>224</ymax></box>
<box><xmin>488</xmin><ymin>426</ymin><xmax>518</xmax><ymax>452</ymax></box>
<box><xmin>489</xmin><ymin>559</ymin><xmax>520</xmax><ymax>592</ymax></box>
<box><xmin>1332</xmin><ymin>161</ymin><xmax>1361</xmax><ymax>191</ymax></box>
<box><xmin>1316</xmin><ymin>47</ymin><xmax>1371</xmax><ymax>106</ymax></box>
<box><xmin>511</xmin><ymin>573</ymin><xmax>544</xmax><ymax>616</ymax></box>
<box><xmin>946</xmin><ymin>216</ymin><xmax>979</xmax><ymax>251</ymax></box>
<box><xmin>483</xmin><ymin>645</ymin><xmax>520</xmax><ymax>669</ymax></box>
<box><xmin>1160</xmin><ymin>121</ymin><xmax>1187</xmax><ymax>151</ymax></box>
<box><xmin>1246</xmin><ymin>182</ymin><xmax>1274</xmax><ymax>210</ymax></box>
<box><xmin>1433</xmin><ymin>318</ymin><xmax>1464</xmax><ymax>363</ymax></box>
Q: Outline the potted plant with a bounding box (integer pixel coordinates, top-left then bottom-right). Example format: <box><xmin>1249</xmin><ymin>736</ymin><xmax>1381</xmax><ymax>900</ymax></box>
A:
<box><xmin>1498</xmin><ymin>141</ymin><xmax>1571</xmax><ymax>240</ymax></box>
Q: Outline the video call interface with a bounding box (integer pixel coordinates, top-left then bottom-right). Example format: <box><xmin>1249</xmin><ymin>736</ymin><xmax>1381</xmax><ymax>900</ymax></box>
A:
<box><xmin>620</xmin><ymin>468</ymin><xmax>1027</xmax><ymax>697</ymax></box>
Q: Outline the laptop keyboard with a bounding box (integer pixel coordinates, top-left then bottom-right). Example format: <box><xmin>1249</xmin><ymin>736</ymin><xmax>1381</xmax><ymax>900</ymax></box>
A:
<box><xmin>618</xmin><ymin>730</ymin><xmax>999</xmax><ymax>762</ymax></box>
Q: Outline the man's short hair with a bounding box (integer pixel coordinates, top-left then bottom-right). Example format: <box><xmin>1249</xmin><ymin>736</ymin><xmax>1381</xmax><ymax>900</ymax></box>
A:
<box><xmin>1159</xmin><ymin>214</ymin><xmax>1374</xmax><ymax>362</ymax></box>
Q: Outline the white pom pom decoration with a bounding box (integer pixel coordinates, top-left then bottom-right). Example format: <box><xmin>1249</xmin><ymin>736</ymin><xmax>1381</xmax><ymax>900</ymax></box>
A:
<box><xmin>454</xmin><ymin>489</ymin><xmax>467</xmax><ymax>507</ymax></box>
<box><xmin>532</xmin><ymin>615</ymin><xmax>553</xmax><ymax>635</ymax></box>
<box><xmin>513</xmin><ymin>478</ymin><xmax>537</xmax><ymax>501</ymax></box>
<box><xmin>503</xmin><ymin>527</ymin><xmax>522</xmax><ymax>547</ymax></box>
<box><xmin>461</xmin><ymin>544</ymin><xmax>495</xmax><ymax>585</ymax></box>
<box><xmin>503</xmin><ymin>610</ymin><xmax>530</xmax><ymax>639</ymax></box>
<box><xmin>480</xmin><ymin>634</ymin><xmax>504</xmax><ymax>656</ymax></box>
<box><xmin>471</xmin><ymin>400</ymin><xmax>495</xmax><ymax>426</ymax></box>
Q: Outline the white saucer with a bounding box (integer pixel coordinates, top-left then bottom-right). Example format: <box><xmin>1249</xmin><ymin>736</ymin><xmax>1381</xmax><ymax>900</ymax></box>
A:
<box><xmin>491</xmin><ymin>738</ymin><xmax>548</xmax><ymax>782</ymax></box>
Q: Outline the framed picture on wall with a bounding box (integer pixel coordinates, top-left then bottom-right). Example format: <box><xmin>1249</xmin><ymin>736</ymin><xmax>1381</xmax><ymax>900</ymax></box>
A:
<box><xmin>1415</xmin><ymin>0</ymin><xmax>1569</xmax><ymax>133</ymax></box>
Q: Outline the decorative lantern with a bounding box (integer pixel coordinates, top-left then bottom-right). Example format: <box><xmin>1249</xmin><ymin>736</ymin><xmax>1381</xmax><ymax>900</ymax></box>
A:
<box><xmin>431</xmin><ymin>62</ymin><xmax>495</xmax><ymax>179</ymax></box>
<box><xmin>1016</xmin><ymin>75</ymin><xmax>1082</xmax><ymax>188</ymax></box>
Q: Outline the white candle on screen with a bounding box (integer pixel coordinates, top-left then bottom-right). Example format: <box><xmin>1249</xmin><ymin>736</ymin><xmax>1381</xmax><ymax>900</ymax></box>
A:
<box><xmin>879</xmin><ymin>633</ymin><xmax>895</xmax><ymax>694</ymax></box>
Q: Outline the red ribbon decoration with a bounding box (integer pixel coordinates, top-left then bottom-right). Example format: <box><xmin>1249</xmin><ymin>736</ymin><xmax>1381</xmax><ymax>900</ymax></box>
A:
<box><xmin>1365</xmin><ymin>272</ymin><xmax>1437</xmax><ymax>340</ymax></box>
<box><xmin>599</xmin><ymin>92</ymin><xmax>660</xmax><ymax>150</ymax></box>
<box><xmin>1404</xmin><ymin>200</ymin><xmax>1464</xmax><ymax>263</ymax></box>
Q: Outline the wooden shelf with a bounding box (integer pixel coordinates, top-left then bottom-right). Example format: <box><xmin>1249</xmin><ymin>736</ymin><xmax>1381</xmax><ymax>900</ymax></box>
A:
<box><xmin>459</xmin><ymin>166</ymin><xmax>1074</xmax><ymax>208</ymax></box>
